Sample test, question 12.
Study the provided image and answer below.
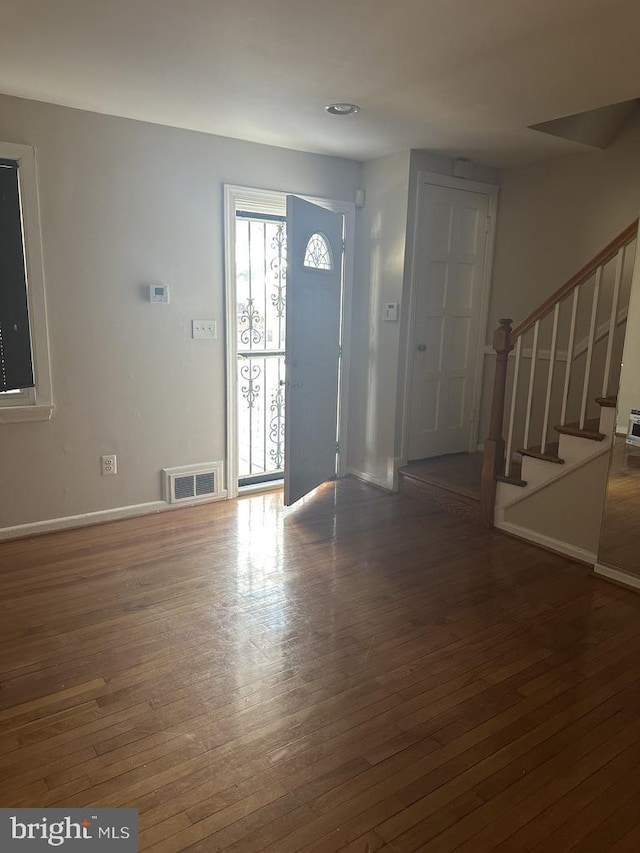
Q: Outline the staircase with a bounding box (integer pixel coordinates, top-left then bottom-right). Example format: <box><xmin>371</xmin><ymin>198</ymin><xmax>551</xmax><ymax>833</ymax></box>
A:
<box><xmin>481</xmin><ymin>218</ymin><xmax>639</xmax><ymax>562</ymax></box>
<box><xmin>398</xmin><ymin>219</ymin><xmax>639</xmax><ymax>562</ymax></box>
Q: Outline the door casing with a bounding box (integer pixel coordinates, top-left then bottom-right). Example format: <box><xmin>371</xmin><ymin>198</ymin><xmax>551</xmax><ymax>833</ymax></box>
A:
<box><xmin>398</xmin><ymin>172</ymin><xmax>499</xmax><ymax>474</ymax></box>
<box><xmin>223</xmin><ymin>185</ymin><xmax>355</xmax><ymax>499</ymax></box>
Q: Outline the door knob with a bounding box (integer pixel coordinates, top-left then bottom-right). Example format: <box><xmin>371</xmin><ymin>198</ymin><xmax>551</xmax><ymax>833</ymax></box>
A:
<box><xmin>417</xmin><ymin>344</ymin><xmax>427</xmax><ymax>351</ymax></box>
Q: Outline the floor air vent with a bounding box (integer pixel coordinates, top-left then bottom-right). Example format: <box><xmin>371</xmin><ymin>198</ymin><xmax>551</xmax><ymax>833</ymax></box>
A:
<box><xmin>162</xmin><ymin>462</ymin><xmax>226</xmax><ymax>505</ymax></box>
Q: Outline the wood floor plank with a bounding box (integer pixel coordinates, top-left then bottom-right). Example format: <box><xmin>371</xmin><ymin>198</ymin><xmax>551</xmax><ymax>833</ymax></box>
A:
<box><xmin>410</xmin><ymin>717</ymin><xmax>640</xmax><ymax>853</ymax></box>
<box><xmin>608</xmin><ymin>822</ymin><xmax>640</xmax><ymax>852</ymax></box>
<box><xmin>0</xmin><ymin>678</ymin><xmax>106</xmax><ymax>718</ymax></box>
<box><xmin>2</xmin><ymin>479</ymin><xmax>640</xmax><ymax>852</ymax></box>
<box><xmin>516</xmin><ymin>739</ymin><xmax>640</xmax><ymax>852</ymax></box>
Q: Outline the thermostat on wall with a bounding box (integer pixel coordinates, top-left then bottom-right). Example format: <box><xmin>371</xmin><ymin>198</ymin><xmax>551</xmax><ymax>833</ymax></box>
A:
<box><xmin>383</xmin><ymin>302</ymin><xmax>399</xmax><ymax>322</ymax></box>
<box><xmin>149</xmin><ymin>283</ymin><xmax>169</xmax><ymax>303</ymax></box>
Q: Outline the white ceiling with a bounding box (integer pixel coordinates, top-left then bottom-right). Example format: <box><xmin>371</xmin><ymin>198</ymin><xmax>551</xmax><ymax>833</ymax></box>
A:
<box><xmin>1</xmin><ymin>0</ymin><xmax>639</xmax><ymax>165</ymax></box>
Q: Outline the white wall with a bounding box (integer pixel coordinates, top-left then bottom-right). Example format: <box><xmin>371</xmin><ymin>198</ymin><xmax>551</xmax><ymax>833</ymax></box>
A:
<box><xmin>489</xmin><ymin>109</ymin><xmax>640</xmax><ymax>336</ymax></box>
<box><xmin>0</xmin><ymin>95</ymin><xmax>361</xmax><ymax>529</ymax></box>
<box><xmin>347</xmin><ymin>152</ymin><xmax>410</xmax><ymax>489</ymax></box>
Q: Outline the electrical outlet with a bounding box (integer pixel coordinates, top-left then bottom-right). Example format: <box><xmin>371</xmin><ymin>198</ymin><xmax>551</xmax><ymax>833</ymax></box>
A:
<box><xmin>101</xmin><ymin>454</ymin><xmax>117</xmax><ymax>476</ymax></box>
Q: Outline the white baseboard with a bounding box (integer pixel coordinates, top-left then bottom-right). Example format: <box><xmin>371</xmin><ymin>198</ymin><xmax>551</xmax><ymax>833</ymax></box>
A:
<box><xmin>347</xmin><ymin>468</ymin><xmax>393</xmax><ymax>493</ymax></box>
<box><xmin>496</xmin><ymin>520</ymin><xmax>596</xmax><ymax>566</ymax></box>
<box><xmin>391</xmin><ymin>457</ymin><xmax>405</xmax><ymax>492</ymax></box>
<box><xmin>594</xmin><ymin>563</ymin><xmax>640</xmax><ymax>592</ymax></box>
<box><xmin>0</xmin><ymin>493</ymin><xmax>228</xmax><ymax>542</ymax></box>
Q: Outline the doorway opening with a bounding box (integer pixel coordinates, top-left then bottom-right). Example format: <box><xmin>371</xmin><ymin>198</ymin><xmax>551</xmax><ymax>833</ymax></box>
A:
<box><xmin>224</xmin><ymin>186</ymin><xmax>355</xmax><ymax>502</ymax></box>
<box><xmin>235</xmin><ymin>211</ymin><xmax>287</xmax><ymax>488</ymax></box>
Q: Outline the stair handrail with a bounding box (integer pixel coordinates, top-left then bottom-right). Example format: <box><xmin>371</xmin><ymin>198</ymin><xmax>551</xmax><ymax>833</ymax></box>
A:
<box><xmin>511</xmin><ymin>219</ymin><xmax>638</xmax><ymax>341</ymax></box>
<box><xmin>480</xmin><ymin>218</ymin><xmax>639</xmax><ymax>528</ymax></box>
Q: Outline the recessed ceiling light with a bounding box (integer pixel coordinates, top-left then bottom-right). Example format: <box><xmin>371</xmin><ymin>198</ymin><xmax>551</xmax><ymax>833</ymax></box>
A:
<box><xmin>325</xmin><ymin>103</ymin><xmax>361</xmax><ymax>116</ymax></box>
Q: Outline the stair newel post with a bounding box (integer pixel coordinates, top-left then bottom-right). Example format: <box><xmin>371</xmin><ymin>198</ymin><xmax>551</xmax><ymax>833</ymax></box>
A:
<box><xmin>480</xmin><ymin>319</ymin><xmax>513</xmax><ymax>528</ymax></box>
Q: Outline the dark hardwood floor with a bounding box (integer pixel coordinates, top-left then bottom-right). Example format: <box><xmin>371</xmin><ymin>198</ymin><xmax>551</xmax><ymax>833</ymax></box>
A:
<box><xmin>397</xmin><ymin>453</ymin><xmax>483</xmax><ymax>520</ymax></box>
<box><xmin>400</xmin><ymin>453</ymin><xmax>483</xmax><ymax>501</ymax></box>
<box><xmin>1</xmin><ymin>478</ymin><xmax>640</xmax><ymax>851</ymax></box>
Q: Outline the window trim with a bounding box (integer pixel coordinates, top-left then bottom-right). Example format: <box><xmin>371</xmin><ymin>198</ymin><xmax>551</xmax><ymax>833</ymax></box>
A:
<box><xmin>0</xmin><ymin>142</ymin><xmax>53</xmax><ymax>423</ymax></box>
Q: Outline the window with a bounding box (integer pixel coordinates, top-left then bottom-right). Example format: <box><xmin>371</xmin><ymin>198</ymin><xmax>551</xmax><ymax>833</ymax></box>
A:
<box><xmin>0</xmin><ymin>159</ymin><xmax>33</xmax><ymax>393</ymax></box>
<box><xmin>303</xmin><ymin>232</ymin><xmax>333</xmax><ymax>271</ymax></box>
<box><xmin>0</xmin><ymin>143</ymin><xmax>52</xmax><ymax>422</ymax></box>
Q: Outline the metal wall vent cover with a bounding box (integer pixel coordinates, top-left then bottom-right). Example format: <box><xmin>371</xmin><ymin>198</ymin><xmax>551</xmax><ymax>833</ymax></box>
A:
<box><xmin>174</xmin><ymin>475</ymin><xmax>196</xmax><ymax>500</ymax></box>
<box><xmin>162</xmin><ymin>462</ymin><xmax>226</xmax><ymax>505</ymax></box>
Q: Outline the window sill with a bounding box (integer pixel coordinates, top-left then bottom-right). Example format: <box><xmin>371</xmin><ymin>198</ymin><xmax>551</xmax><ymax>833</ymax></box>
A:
<box><xmin>238</xmin><ymin>479</ymin><xmax>284</xmax><ymax>497</ymax></box>
<box><xmin>0</xmin><ymin>404</ymin><xmax>54</xmax><ymax>423</ymax></box>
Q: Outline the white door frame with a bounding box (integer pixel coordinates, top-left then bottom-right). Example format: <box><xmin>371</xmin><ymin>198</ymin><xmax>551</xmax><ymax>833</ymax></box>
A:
<box><xmin>398</xmin><ymin>171</ymin><xmax>499</xmax><ymax>468</ymax></box>
<box><xmin>223</xmin><ymin>185</ymin><xmax>355</xmax><ymax>499</ymax></box>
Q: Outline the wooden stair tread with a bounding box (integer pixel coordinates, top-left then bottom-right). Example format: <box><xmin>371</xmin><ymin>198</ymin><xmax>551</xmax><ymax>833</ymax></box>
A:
<box><xmin>555</xmin><ymin>418</ymin><xmax>606</xmax><ymax>441</ymax></box>
<box><xmin>496</xmin><ymin>461</ymin><xmax>527</xmax><ymax>487</ymax></box>
<box><xmin>517</xmin><ymin>442</ymin><xmax>564</xmax><ymax>464</ymax></box>
<box><xmin>497</xmin><ymin>475</ymin><xmax>527</xmax><ymax>487</ymax></box>
<box><xmin>596</xmin><ymin>395</ymin><xmax>617</xmax><ymax>408</ymax></box>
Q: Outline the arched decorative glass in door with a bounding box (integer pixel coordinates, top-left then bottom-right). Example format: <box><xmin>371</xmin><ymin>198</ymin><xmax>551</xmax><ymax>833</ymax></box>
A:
<box><xmin>303</xmin><ymin>232</ymin><xmax>333</xmax><ymax>271</ymax></box>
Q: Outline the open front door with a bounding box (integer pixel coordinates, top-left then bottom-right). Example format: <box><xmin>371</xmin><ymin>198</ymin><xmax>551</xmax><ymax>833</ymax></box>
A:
<box><xmin>284</xmin><ymin>196</ymin><xmax>344</xmax><ymax>506</ymax></box>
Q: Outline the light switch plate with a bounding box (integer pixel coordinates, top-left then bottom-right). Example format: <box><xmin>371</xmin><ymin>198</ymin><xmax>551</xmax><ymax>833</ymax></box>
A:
<box><xmin>192</xmin><ymin>319</ymin><xmax>217</xmax><ymax>339</ymax></box>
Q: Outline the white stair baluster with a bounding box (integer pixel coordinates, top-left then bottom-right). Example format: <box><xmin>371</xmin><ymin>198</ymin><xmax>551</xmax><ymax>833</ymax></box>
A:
<box><xmin>560</xmin><ymin>288</ymin><xmax>579</xmax><ymax>426</ymax></box>
<box><xmin>580</xmin><ymin>266</ymin><xmax>602</xmax><ymax>430</ymax></box>
<box><xmin>523</xmin><ymin>321</ymin><xmax>539</xmax><ymax>450</ymax></box>
<box><xmin>602</xmin><ymin>247</ymin><xmax>625</xmax><ymax>398</ymax></box>
<box><xmin>504</xmin><ymin>335</ymin><xmax>522</xmax><ymax>478</ymax></box>
<box><xmin>541</xmin><ymin>303</ymin><xmax>559</xmax><ymax>455</ymax></box>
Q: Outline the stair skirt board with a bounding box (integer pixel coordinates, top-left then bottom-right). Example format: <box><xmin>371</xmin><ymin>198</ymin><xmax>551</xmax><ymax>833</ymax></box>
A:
<box><xmin>497</xmin><ymin>444</ymin><xmax>612</xmax><ymax>512</ymax></box>
<box><xmin>496</xmin><ymin>520</ymin><xmax>596</xmax><ymax>566</ymax></box>
<box><xmin>594</xmin><ymin>563</ymin><xmax>640</xmax><ymax>592</ymax></box>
